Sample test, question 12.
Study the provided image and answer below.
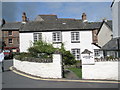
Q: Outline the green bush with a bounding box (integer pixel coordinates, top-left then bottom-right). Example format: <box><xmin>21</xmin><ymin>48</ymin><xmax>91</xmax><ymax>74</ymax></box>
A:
<box><xmin>62</xmin><ymin>51</ymin><xmax>76</xmax><ymax>65</ymax></box>
<box><xmin>60</xmin><ymin>43</ymin><xmax>76</xmax><ymax>65</ymax></box>
<box><xmin>15</xmin><ymin>41</ymin><xmax>76</xmax><ymax>64</ymax></box>
<box><xmin>28</xmin><ymin>41</ymin><xmax>56</xmax><ymax>57</ymax></box>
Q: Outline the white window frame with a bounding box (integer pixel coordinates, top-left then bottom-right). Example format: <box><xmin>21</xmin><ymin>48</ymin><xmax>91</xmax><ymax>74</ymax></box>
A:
<box><xmin>52</xmin><ymin>32</ymin><xmax>61</xmax><ymax>43</ymax></box>
<box><xmin>71</xmin><ymin>32</ymin><xmax>80</xmax><ymax>43</ymax></box>
<box><xmin>71</xmin><ymin>49</ymin><xmax>80</xmax><ymax>60</ymax></box>
<box><xmin>94</xmin><ymin>49</ymin><xmax>100</xmax><ymax>57</ymax></box>
<box><xmin>33</xmin><ymin>33</ymin><xmax>42</xmax><ymax>42</ymax></box>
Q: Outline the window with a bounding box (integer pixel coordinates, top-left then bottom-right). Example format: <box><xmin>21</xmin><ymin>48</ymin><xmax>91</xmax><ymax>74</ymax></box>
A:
<box><xmin>8</xmin><ymin>31</ymin><xmax>12</xmax><ymax>36</ymax></box>
<box><xmin>52</xmin><ymin>32</ymin><xmax>61</xmax><ymax>43</ymax></box>
<box><xmin>33</xmin><ymin>33</ymin><xmax>42</xmax><ymax>42</ymax></box>
<box><xmin>71</xmin><ymin>32</ymin><xmax>80</xmax><ymax>43</ymax></box>
<box><xmin>94</xmin><ymin>50</ymin><xmax>100</xmax><ymax>57</ymax></box>
<box><xmin>8</xmin><ymin>39</ymin><xmax>13</xmax><ymax>44</ymax></box>
<box><xmin>71</xmin><ymin>49</ymin><xmax>80</xmax><ymax>60</ymax></box>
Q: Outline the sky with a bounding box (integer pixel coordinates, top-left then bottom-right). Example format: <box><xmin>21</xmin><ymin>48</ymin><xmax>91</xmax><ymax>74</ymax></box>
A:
<box><xmin>2</xmin><ymin>2</ymin><xmax>112</xmax><ymax>22</ymax></box>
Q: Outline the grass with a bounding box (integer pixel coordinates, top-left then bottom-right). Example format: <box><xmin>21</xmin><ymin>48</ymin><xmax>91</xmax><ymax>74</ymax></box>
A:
<box><xmin>68</xmin><ymin>67</ymin><xmax>82</xmax><ymax>79</ymax></box>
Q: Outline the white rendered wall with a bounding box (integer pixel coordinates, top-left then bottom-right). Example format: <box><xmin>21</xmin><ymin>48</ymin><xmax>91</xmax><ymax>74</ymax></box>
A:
<box><xmin>20</xmin><ymin>33</ymin><xmax>33</xmax><ymax>52</ymax></box>
<box><xmin>98</xmin><ymin>23</ymin><xmax>113</xmax><ymax>47</ymax></box>
<box><xmin>13</xmin><ymin>54</ymin><xmax>62</xmax><ymax>78</ymax></box>
<box><xmin>20</xmin><ymin>31</ymin><xmax>99</xmax><ymax>58</ymax></box>
<box><xmin>82</xmin><ymin>62</ymin><xmax>119</xmax><ymax>80</ymax></box>
<box><xmin>62</xmin><ymin>31</ymin><xmax>95</xmax><ymax>59</ymax></box>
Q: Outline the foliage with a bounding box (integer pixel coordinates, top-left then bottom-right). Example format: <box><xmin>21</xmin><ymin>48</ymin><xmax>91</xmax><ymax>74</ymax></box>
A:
<box><xmin>62</xmin><ymin>51</ymin><xmax>76</xmax><ymax>65</ymax></box>
<box><xmin>60</xmin><ymin>43</ymin><xmax>76</xmax><ymax>65</ymax></box>
<box><xmin>15</xmin><ymin>41</ymin><xmax>76</xmax><ymax>64</ymax></box>
<box><xmin>14</xmin><ymin>52</ymin><xmax>32</xmax><ymax>60</ymax></box>
<box><xmin>75</xmin><ymin>60</ymin><xmax>82</xmax><ymax>68</ymax></box>
<box><xmin>106</xmin><ymin>56</ymin><xmax>114</xmax><ymax>60</ymax></box>
<box><xmin>28</xmin><ymin>41</ymin><xmax>56</xmax><ymax>57</ymax></box>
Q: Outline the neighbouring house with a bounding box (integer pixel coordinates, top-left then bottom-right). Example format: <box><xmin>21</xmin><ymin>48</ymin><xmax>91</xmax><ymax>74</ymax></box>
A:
<box><xmin>1</xmin><ymin>12</ymin><xmax>28</xmax><ymax>52</ymax></box>
<box><xmin>1</xmin><ymin>21</ymin><xmax>22</xmax><ymax>52</ymax></box>
<box><xmin>19</xmin><ymin>13</ymin><xmax>103</xmax><ymax>60</ymax></box>
<box><xmin>97</xmin><ymin>20</ymin><xmax>113</xmax><ymax>47</ymax></box>
<box><xmin>0</xmin><ymin>19</ymin><xmax>5</xmax><ymax>50</ymax></box>
<box><xmin>101</xmin><ymin>0</ymin><xmax>120</xmax><ymax>58</ymax></box>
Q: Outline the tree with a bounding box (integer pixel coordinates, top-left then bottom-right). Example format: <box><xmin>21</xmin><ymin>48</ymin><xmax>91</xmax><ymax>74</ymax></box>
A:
<box><xmin>60</xmin><ymin>43</ymin><xmax>76</xmax><ymax>65</ymax></box>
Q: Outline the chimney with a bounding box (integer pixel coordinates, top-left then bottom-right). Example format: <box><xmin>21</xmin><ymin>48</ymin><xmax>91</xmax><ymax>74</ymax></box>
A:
<box><xmin>82</xmin><ymin>13</ymin><xmax>87</xmax><ymax>22</ymax></box>
<box><xmin>22</xmin><ymin>12</ymin><xmax>27</xmax><ymax>23</ymax></box>
<box><xmin>103</xmin><ymin>18</ymin><xmax>107</xmax><ymax>22</ymax></box>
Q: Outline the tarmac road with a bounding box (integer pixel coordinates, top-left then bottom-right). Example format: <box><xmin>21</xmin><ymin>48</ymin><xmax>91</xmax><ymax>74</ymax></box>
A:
<box><xmin>1</xmin><ymin>59</ymin><xmax>119</xmax><ymax>88</ymax></box>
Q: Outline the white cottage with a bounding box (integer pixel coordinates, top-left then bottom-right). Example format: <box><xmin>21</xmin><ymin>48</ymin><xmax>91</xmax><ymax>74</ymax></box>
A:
<box><xmin>20</xmin><ymin>13</ymin><xmax>103</xmax><ymax>60</ymax></box>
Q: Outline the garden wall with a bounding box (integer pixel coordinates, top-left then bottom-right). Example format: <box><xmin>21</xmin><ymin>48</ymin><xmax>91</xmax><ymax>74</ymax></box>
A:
<box><xmin>13</xmin><ymin>54</ymin><xmax>63</xmax><ymax>78</ymax></box>
<box><xmin>82</xmin><ymin>61</ymin><xmax>119</xmax><ymax>80</ymax></box>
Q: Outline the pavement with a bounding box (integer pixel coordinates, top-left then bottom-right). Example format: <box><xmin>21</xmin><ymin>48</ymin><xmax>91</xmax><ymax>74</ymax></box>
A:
<box><xmin>1</xmin><ymin>59</ymin><xmax>120</xmax><ymax>88</ymax></box>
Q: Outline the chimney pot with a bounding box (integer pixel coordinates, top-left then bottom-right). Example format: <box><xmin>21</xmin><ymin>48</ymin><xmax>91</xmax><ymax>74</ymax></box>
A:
<box><xmin>82</xmin><ymin>13</ymin><xmax>87</xmax><ymax>22</ymax></box>
<box><xmin>22</xmin><ymin>12</ymin><xmax>27</xmax><ymax>23</ymax></box>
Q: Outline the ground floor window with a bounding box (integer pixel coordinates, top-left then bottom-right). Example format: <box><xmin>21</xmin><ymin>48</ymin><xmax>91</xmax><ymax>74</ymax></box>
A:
<box><xmin>94</xmin><ymin>49</ymin><xmax>100</xmax><ymax>57</ymax></box>
<box><xmin>71</xmin><ymin>49</ymin><xmax>80</xmax><ymax>60</ymax></box>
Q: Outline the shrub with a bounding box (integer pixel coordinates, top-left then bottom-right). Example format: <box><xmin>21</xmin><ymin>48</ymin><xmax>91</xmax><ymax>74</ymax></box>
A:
<box><xmin>15</xmin><ymin>41</ymin><xmax>76</xmax><ymax>65</ymax></box>
<box><xmin>28</xmin><ymin>41</ymin><xmax>56</xmax><ymax>57</ymax></box>
<box><xmin>60</xmin><ymin>43</ymin><xmax>76</xmax><ymax>65</ymax></box>
<box><xmin>62</xmin><ymin>51</ymin><xmax>76</xmax><ymax>65</ymax></box>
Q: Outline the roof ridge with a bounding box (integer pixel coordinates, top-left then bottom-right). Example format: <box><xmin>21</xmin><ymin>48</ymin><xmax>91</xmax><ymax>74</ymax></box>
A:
<box><xmin>58</xmin><ymin>18</ymin><xmax>76</xmax><ymax>20</ymax></box>
<box><xmin>39</xmin><ymin>14</ymin><xmax>57</xmax><ymax>16</ymax></box>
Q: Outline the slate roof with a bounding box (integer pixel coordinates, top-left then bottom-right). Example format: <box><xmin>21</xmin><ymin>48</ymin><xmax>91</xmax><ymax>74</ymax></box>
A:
<box><xmin>101</xmin><ymin>37</ymin><xmax>120</xmax><ymax>50</ymax></box>
<box><xmin>105</xmin><ymin>20</ymin><xmax>112</xmax><ymax>29</ymax></box>
<box><xmin>1</xmin><ymin>15</ymin><xmax>102</xmax><ymax>32</ymax></box>
<box><xmin>2</xmin><ymin>22</ymin><xmax>22</xmax><ymax>30</ymax></box>
<box><xmin>36</xmin><ymin>15</ymin><xmax>58</xmax><ymax>21</ymax></box>
<box><xmin>81</xmin><ymin>49</ymin><xmax>93</xmax><ymax>54</ymax></box>
<box><xmin>20</xmin><ymin>15</ymin><xmax>102</xmax><ymax>32</ymax></box>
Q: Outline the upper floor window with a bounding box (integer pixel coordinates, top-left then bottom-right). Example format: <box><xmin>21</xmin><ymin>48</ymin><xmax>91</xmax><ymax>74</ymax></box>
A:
<box><xmin>71</xmin><ymin>32</ymin><xmax>80</xmax><ymax>43</ymax></box>
<box><xmin>52</xmin><ymin>32</ymin><xmax>61</xmax><ymax>43</ymax></box>
<box><xmin>8</xmin><ymin>31</ymin><xmax>12</xmax><ymax>36</ymax></box>
<box><xmin>33</xmin><ymin>33</ymin><xmax>42</xmax><ymax>42</ymax></box>
<box><xmin>71</xmin><ymin>49</ymin><xmax>80</xmax><ymax>60</ymax></box>
<box><xmin>8</xmin><ymin>38</ymin><xmax>13</xmax><ymax>44</ymax></box>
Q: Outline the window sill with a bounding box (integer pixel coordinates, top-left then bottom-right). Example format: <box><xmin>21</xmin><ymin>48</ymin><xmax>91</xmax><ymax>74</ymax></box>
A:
<box><xmin>71</xmin><ymin>41</ymin><xmax>80</xmax><ymax>43</ymax></box>
<box><xmin>53</xmin><ymin>42</ymin><xmax>62</xmax><ymax>44</ymax></box>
